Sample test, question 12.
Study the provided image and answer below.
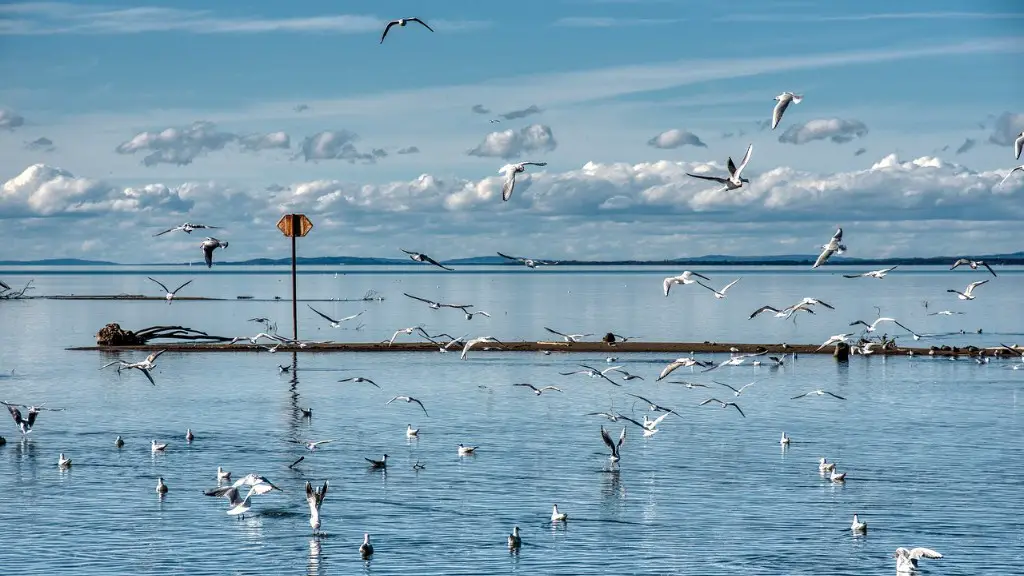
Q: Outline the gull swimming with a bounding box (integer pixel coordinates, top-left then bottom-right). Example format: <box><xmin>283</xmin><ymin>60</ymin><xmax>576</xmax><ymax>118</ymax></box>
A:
<box><xmin>308</xmin><ymin>305</ymin><xmax>364</xmax><ymax>327</ymax></box>
<box><xmin>551</xmin><ymin>504</ymin><xmax>567</xmax><ymax>522</ymax></box>
<box><xmin>600</xmin><ymin>426</ymin><xmax>626</xmax><ymax>462</ymax></box>
<box><xmin>100</xmin><ymin>350</ymin><xmax>166</xmax><ymax>385</ymax></box>
<box><xmin>713</xmin><ymin>380</ymin><xmax>756</xmax><ymax>397</ymax></box>
<box><xmin>406</xmin><ymin>424</ymin><xmax>419</xmax><ymax>437</ymax></box>
<box><xmin>780</xmin><ymin>432</ymin><xmax>791</xmax><ymax>446</ymax></box>
<box><xmin>305</xmin><ymin>480</ymin><xmax>329</xmax><ymax>536</ymax></box>
<box><xmin>147</xmin><ymin>277</ymin><xmax>194</xmax><ymax>304</ymax></box>
<box><xmin>686</xmin><ymin>143</ymin><xmax>753</xmax><ymax>192</ymax></box>
<box><xmin>695</xmin><ymin>278</ymin><xmax>740</xmax><ymax>299</ymax></box>
<box><xmin>58</xmin><ymin>452</ymin><xmax>72</xmax><ymax>468</ymax></box>
<box><xmin>186</xmin><ymin>428</ymin><xmax>194</xmax><ymax>442</ymax></box>
<box><xmin>771</xmin><ymin>92</ymin><xmax>803</xmax><ymax>130</ymax></box>
<box><xmin>894</xmin><ymin>547</ymin><xmax>943</xmax><ymax>572</ymax></box>
<box><xmin>544</xmin><ymin>327</ymin><xmax>594</xmax><ymax>343</ymax></box>
<box><xmin>115</xmin><ymin>435</ymin><xmax>124</xmax><ymax>448</ymax></box>
<box><xmin>999</xmin><ymin>164</ymin><xmax>1024</xmax><ymax>187</ymax></box>
<box><xmin>200</xmin><ymin>237</ymin><xmax>228</xmax><ymax>268</ymax></box>
<box><xmin>830</xmin><ymin>468</ymin><xmax>847</xmax><ymax>483</ymax></box>
<box><xmin>662</xmin><ymin>270</ymin><xmax>711</xmax><ymax>296</ymax></box>
<box><xmin>360</xmin><ymin>533</ymin><xmax>374</xmax><ymax>559</ymax></box>
<box><xmin>560</xmin><ymin>364</ymin><xmax>622</xmax><ymax>386</ymax></box>
<box><xmin>338</xmin><ymin>376</ymin><xmax>380</xmax><ymax>389</ymax></box>
<box><xmin>851</xmin><ymin>514</ymin><xmax>867</xmax><ymax>533</ymax></box>
<box><xmin>365</xmin><ymin>454</ymin><xmax>388</xmax><ymax>469</ymax></box>
<box><xmin>387</xmin><ymin>395</ymin><xmax>429</xmax><ymax>416</ymax></box>
<box><xmin>928</xmin><ymin>310</ymin><xmax>964</xmax><ymax>316</ymax></box>
<box><xmin>508</xmin><ymin>526</ymin><xmax>522</xmax><ymax>550</ymax></box>
<box><xmin>217</xmin><ymin>466</ymin><xmax>231</xmax><ymax>481</ymax></box>
<box><xmin>153</xmin><ymin>222</ymin><xmax>219</xmax><ymax>237</ymax></box>
<box><xmin>399</xmin><ymin>248</ymin><xmax>453</xmax><ymax>271</ymax></box>
<box><xmin>813</xmin><ymin>227</ymin><xmax>846</xmax><ymax>268</ymax></box>
<box><xmin>819</xmin><ymin>458</ymin><xmax>836</xmax><ymax>473</ymax></box>
<box><xmin>497</xmin><ymin>252</ymin><xmax>556</xmax><ymax>268</ymax></box>
<box><xmin>948</xmin><ymin>279</ymin><xmax>989</xmax><ymax>300</ymax></box>
<box><xmin>457</xmin><ymin>443</ymin><xmax>478</xmax><ymax>456</ymax></box>
<box><xmin>513</xmin><ymin>383</ymin><xmax>563</xmax><ymax>396</ymax></box>
<box><xmin>156</xmin><ymin>477</ymin><xmax>168</xmax><ymax>494</ymax></box>
<box><xmin>151</xmin><ymin>439</ymin><xmax>167</xmax><ymax>452</ymax></box>
<box><xmin>950</xmin><ymin>258</ymin><xmax>997</xmax><ymax>277</ymax></box>
<box><xmin>698</xmin><ymin>398</ymin><xmax>746</xmax><ymax>418</ymax></box>
<box><xmin>380</xmin><ymin>17</ymin><xmax>434</xmax><ymax>43</ymax></box>
<box><xmin>461</xmin><ymin>336</ymin><xmax>503</xmax><ymax>360</ymax></box>
<box><xmin>842</xmin><ymin>265</ymin><xmax>897</xmax><ymax>279</ymax></box>
<box><xmin>500</xmin><ymin>161</ymin><xmax>547</xmax><ymax>201</ymax></box>
<box><xmin>791</xmin><ymin>389</ymin><xmax>846</xmax><ymax>400</ymax></box>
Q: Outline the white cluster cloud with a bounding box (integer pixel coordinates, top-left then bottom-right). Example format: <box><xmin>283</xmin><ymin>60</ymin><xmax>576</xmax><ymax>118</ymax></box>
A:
<box><xmin>467</xmin><ymin>124</ymin><xmax>557</xmax><ymax>159</ymax></box>
<box><xmin>778</xmin><ymin>118</ymin><xmax>869</xmax><ymax>145</ymax></box>
<box><xmin>987</xmin><ymin>111</ymin><xmax>1024</xmax><ymax>148</ymax></box>
<box><xmin>647</xmin><ymin>129</ymin><xmax>707</xmax><ymax>149</ymax></box>
<box><xmin>0</xmin><ymin>109</ymin><xmax>25</xmax><ymax>130</ymax></box>
<box><xmin>2</xmin><ymin>153</ymin><xmax>1020</xmax><ymax>260</ymax></box>
<box><xmin>115</xmin><ymin>121</ymin><xmax>288</xmax><ymax>166</ymax></box>
<box><xmin>295</xmin><ymin>130</ymin><xmax>387</xmax><ymax>163</ymax></box>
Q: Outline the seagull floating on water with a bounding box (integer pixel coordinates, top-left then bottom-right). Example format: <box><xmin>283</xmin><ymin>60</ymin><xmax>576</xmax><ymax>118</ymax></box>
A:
<box><xmin>771</xmin><ymin>92</ymin><xmax>803</xmax><ymax>130</ymax></box>
<box><xmin>185</xmin><ymin>428</ymin><xmax>194</xmax><ymax>442</ymax></box>
<box><xmin>819</xmin><ymin>458</ymin><xmax>836</xmax><ymax>473</ymax></box>
<box><xmin>217</xmin><ymin>466</ymin><xmax>231</xmax><ymax>481</ymax></box>
<box><xmin>153</xmin><ymin>222</ymin><xmax>219</xmax><ymax>237</ymax></box>
<box><xmin>115</xmin><ymin>435</ymin><xmax>124</xmax><ymax>448</ymax></box>
<box><xmin>360</xmin><ymin>533</ymin><xmax>374</xmax><ymax>559</ymax></box>
<box><xmin>406</xmin><ymin>424</ymin><xmax>419</xmax><ymax>437</ymax></box>
<box><xmin>780</xmin><ymin>432</ymin><xmax>791</xmax><ymax>446</ymax></box>
<box><xmin>950</xmin><ymin>258</ymin><xmax>997</xmax><ymax>277</ymax></box>
<box><xmin>147</xmin><ymin>277</ymin><xmax>193</xmax><ymax>304</ymax></box>
<box><xmin>551</xmin><ymin>504</ymin><xmax>567</xmax><ymax>522</ymax></box>
<box><xmin>948</xmin><ymin>279</ymin><xmax>989</xmax><ymax>301</ymax></box>
<box><xmin>305</xmin><ymin>480</ymin><xmax>329</xmax><ymax>536</ymax></box>
<box><xmin>843</xmin><ymin>265</ymin><xmax>897</xmax><ymax>279</ymax></box>
<box><xmin>58</xmin><ymin>452</ymin><xmax>72</xmax><ymax>468</ymax></box>
<box><xmin>399</xmin><ymin>248</ymin><xmax>453</xmax><ymax>271</ymax></box>
<box><xmin>500</xmin><ymin>161</ymin><xmax>547</xmax><ymax>201</ymax></box>
<box><xmin>151</xmin><ymin>439</ymin><xmax>167</xmax><ymax>452</ymax></box>
<box><xmin>365</xmin><ymin>454</ymin><xmax>388</xmax><ymax>469</ymax></box>
<box><xmin>507</xmin><ymin>526</ymin><xmax>522</xmax><ymax>550</ymax></box>
<box><xmin>851</xmin><ymin>514</ymin><xmax>867</xmax><ymax>533</ymax></box>
<box><xmin>686</xmin><ymin>143</ymin><xmax>753</xmax><ymax>192</ymax></box>
<box><xmin>893</xmin><ymin>547</ymin><xmax>942</xmax><ymax>573</ymax></box>
<box><xmin>662</xmin><ymin>271</ymin><xmax>711</xmax><ymax>296</ymax></box>
<box><xmin>200</xmin><ymin>237</ymin><xmax>228</xmax><ymax>268</ymax></box>
<box><xmin>457</xmin><ymin>443</ymin><xmax>478</xmax><ymax>456</ymax></box>
<box><xmin>813</xmin><ymin>227</ymin><xmax>846</xmax><ymax>268</ymax></box>
<box><xmin>156</xmin><ymin>477</ymin><xmax>168</xmax><ymax>494</ymax></box>
<box><xmin>380</xmin><ymin>17</ymin><xmax>433</xmax><ymax>44</ymax></box>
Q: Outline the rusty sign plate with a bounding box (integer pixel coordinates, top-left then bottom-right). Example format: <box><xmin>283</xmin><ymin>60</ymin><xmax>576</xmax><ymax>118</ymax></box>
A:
<box><xmin>277</xmin><ymin>214</ymin><xmax>313</xmax><ymax>237</ymax></box>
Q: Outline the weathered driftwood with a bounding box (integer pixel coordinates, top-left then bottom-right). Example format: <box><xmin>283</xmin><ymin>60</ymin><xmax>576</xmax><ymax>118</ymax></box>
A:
<box><xmin>95</xmin><ymin>323</ymin><xmax>232</xmax><ymax>345</ymax></box>
<box><xmin>0</xmin><ymin>280</ymin><xmax>34</xmax><ymax>299</ymax></box>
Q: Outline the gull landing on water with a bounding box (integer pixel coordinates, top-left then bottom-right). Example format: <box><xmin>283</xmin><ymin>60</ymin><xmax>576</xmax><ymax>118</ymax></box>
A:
<box><xmin>894</xmin><ymin>547</ymin><xmax>943</xmax><ymax>573</ymax></box>
<box><xmin>500</xmin><ymin>161</ymin><xmax>547</xmax><ymax>201</ymax></box>
<box><xmin>147</xmin><ymin>277</ymin><xmax>193</xmax><ymax>304</ymax></box>
<box><xmin>662</xmin><ymin>270</ymin><xmax>710</xmax><ymax>296</ymax></box>
<box><xmin>380</xmin><ymin>17</ymin><xmax>434</xmax><ymax>43</ymax></box>
<box><xmin>771</xmin><ymin>92</ymin><xmax>803</xmax><ymax>130</ymax></box>
<box><xmin>153</xmin><ymin>222</ymin><xmax>219</xmax><ymax>237</ymax></box>
<box><xmin>686</xmin><ymin>143</ymin><xmax>753</xmax><ymax>192</ymax></box>
<box><xmin>601</xmin><ymin>426</ymin><xmax>626</xmax><ymax>462</ymax></box>
<box><xmin>200</xmin><ymin>237</ymin><xmax>228</xmax><ymax>268</ymax></box>
<box><xmin>100</xmin><ymin>350</ymin><xmax>166</xmax><ymax>385</ymax></box>
<box><xmin>813</xmin><ymin>227</ymin><xmax>846</xmax><ymax>268</ymax></box>
<box><xmin>948</xmin><ymin>279</ymin><xmax>989</xmax><ymax>301</ymax></box>
<box><xmin>305</xmin><ymin>480</ymin><xmax>328</xmax><ymax>536</ymax></box>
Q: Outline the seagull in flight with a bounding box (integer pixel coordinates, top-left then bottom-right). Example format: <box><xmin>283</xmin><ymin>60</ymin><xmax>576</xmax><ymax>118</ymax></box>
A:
<box><xmin>2</xmin><ymin>402</ymin><xmax>58</xmax><ymax>434</ymax></box>
<box><xmin>701</xmin><ymin>350</ymin><xmax>769</xmax><ymax>373</ymax></box>
<box><xmin>713</xmin><ymin>380</ymin><xmax>756</xmax><ymax>397</ymax></box>
<box><xmin>388</xmin><ymin>325</ymin><xmax>427</xmax><ymax>346</ymax></box>
<box><xmin>387</xmin><ymin>395</ymin><xmax>429</xmax><ymax>416</ymax></box>
<box><xmin>399</xmin><ymin>248</ymin><xmax>453</xmax><ymax>271</ymax></box>
<box><xmin>307</xmin><ymin>305</ymin><xmax>364</xmax><ymax>328</ymax></box>
<box><xmin>663</xmin><ymin>270</ymin><xmax>711</xmax><ymax>296</ymax></box>
<box><xmin>290</xmin><ymin>439</ymin><xmax>338</xmax><ymax>452</ymax></box>
<box><xmin>928</xmin><ymin>310</ymin><xmax>964</xmax><ymax>316</ymax></box>
<box><xmin>464</xmin><ymin>310</ymin><xmax>491</xmax><ymax>320</ymax></box>
<box><xmin>544</xmin><ymin>327</ymin><xmax>593</xmax><ymax>343</ymax></box>
<box><xmin>816</xmin><ymin>333</ymin><xmax>853</xmax><ymax>351</ymax></box>
<box><xmin>461</xmin><ymin>336</ymin><xmax>502</xmax><ymax>360</ymax></box>
<box><xmin>338</xmin><ymin>376</ymin><xmax>380</xmax><ymax>389</ymax></box>
<box><xmin>657</xmin><ymin>356</ymin><xmax>713</xmax><ymax>380</ymax></box>
<box><xmin>403</xmin><ymin>292</ymin><xmax>472</xmax><ymax>311</ymax></box>
<box><xmin>771</xmin><ymin>92</ymin><xmax>803</xmax><ymax>130</ymax></box>
<box><xmin>146</xmin><ymin>277</ymin><xmax>193</xmax><ymax>304</ymax></box>
<box><xmin>1015</xmin><ymin>131</ymin><xmax>1024</xmax><ymax>160</ymax></box>
<box><xmin>625</xmin><ymin>393</ymin><xmax>681</xmax><ymax>417</ymax></box>
<box><xmin>695</xmin><ymin>278</ymin><xmax>740</xmax><ymax>299</ymax></box>
<box><xmin>500</xmin><ymin>162</ymin><xmax>547</xmax><ymax>201</ymax></box>
<box><xmin>999</xmin><ymin>165</ymin><xmax>1024</xmax><ymax>187</ymax></box>
<box><xmin>200</xmin><ymin>237</ymin><xmax>228</xmax><ymax>268</ymax></box>
<box><xmin>154</xmin><ymin>222</ymin><xmax>219</xmax><ymax>237</ymax></box>
<box><xmin>698</xmin><ymin>398</ymin><xmax>746</xmax><ymax>418</ymax></box>
<box><xmin>948</xmin><ymin>279</ymin><xmax>989</xmax><ymax>301</ymax></box>
<box><xmin>950</xmin><ymin>258</ymin><xmax>997</xmax><ymax>277</ymax></box>
<box><xmin>748</xmin><ymin>304</ymin><xmax>815</xmax><ymax>320</ymax></box>
<box><xmin>305</xmin><ymin>480</ymin><xmax>329</xmax><ymax>536</ymax></box>
<box><xmin>600</xmin><ymin>426</ymin><xmax>626</xmax><ymax>463</ymax></box>
<box><xmin>497</xmin><ymin>252</ymin><xmax>556</xmax><ymax>268</ymax></box>
<box><xmin>100</xmin><ymin>350</ymin><xmax>167</xmax><ymax>385</ymax></box>
<box><xmin>850</xmin><ymin>317</ymin><xmax>920</xmax><ymax>339</ymax></box>
<box><xmin>686</xmin><ymin>143</ymin><xmax>753</xmax><ymax>192</ymax></box>
<box><xmin>380</xmin><ymin>17</ymin><xmax>434</xmax><ymax>44</ymax></box>
<box><xmin>513</xmin><ymin>383</ymin><xmax>563</xmax><ymax>396</ymax></box>
<box><xmin>893</xmin><ymin>547</ymin><xmax>943</xmax><ymax>573</ymax></box>
<box><xmin>791</xmin><ymin>389</ymin><xmax>846</xmax><ymax>400</ymax></box>
<box><xmin>813</xmin><ymin>227</ymin><xmax>846</xmax><ymax>268</ymax></box>
<box><xmin>843</xmin><ymin>265</ymin><xmax>897</xmax><ymax>279</ymax></box>
<box><xmin>609</xmin><ymin>367</ymin><xmax>644</xmax><ymax>381</ymax></box>
<box><xmin>560</xmin><ymin>364</ymin><xmax>622</xmax><ymax>386</ymax></box>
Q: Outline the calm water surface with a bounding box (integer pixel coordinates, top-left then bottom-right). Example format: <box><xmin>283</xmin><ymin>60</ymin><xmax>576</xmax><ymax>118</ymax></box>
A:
<box><xmin>1</xmin><ymin>266</ymin><xmax>1022</xmax><ymax>575</ymax></box>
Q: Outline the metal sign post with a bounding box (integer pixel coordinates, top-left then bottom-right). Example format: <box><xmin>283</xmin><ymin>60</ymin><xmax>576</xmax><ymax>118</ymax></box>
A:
<box><xmin>277</xmin><ymin>214</ymin><xmax>314</xmax><ymax>341</ymax></box>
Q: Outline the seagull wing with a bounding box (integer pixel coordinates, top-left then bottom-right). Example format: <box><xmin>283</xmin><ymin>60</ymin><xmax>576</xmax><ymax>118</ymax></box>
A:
<box><xmin>693</xmin><ymin>280</ymin><xmax>720</xmax><ymax>295</ymax></box>
<box><xmin>497</xmin><ymin>252</ymin><xmax>524</xmax><ymax>263</ymax></box>
<box><xmin>146</xmin><ymin>350</ymin><xmax>167</xmax><ymax>363</ymax></box>
<box><xmin>539</xmin><ymin>386</ymin><xmax>562</xmax><ymax>393</ymax></box>
<box><xmin>950</xmin><ymin>258</ymin><xmax>969</xmax><ymax>270</ymax></box>
<box><xmin>772</xmin><ymin>98</ymin><xmax>790</xmax><ymax>130</ymax></box>
<box><xmin>1016</xmin><ymin>133</ymin><xmax>1024</xmax><ymax>160</ymax></box>
<box><xmin>202</xmin><ymin>243</ymin><xmax>215</xmax><ymax>268</ymax></box>
<box><xmin>749</xmin><ymin>305</ymin><xmax>781</xmax><ymax>319</ymax></box>
<box><xmin>502</xmin><ymin>170</ymin><xmax>517</xmax><ymax>202</ymax></box>
<box><xmin>139</xmin><ymin>367</ymin><xmax>156</xmax><ymax>385</ymax></box>
<box><xmin>908</xmin><ymin>547</ymin><xmax>943</xmax><ymax>560</ymax></box>
<box><xmin>147</xmin><ymin>277</ymin><xmax>170</xmax><ymax>293</ymax></box>
<box><xmin>981</xmin><ymin>262</ymin><xmax>997</xmax><ymax>277</ymax></box>
<box><xmin>713</xmin><ymin>380</ymin><xmax>740</xmax><ymax>394</ymax></box>
<box><xmin>153</xmin><ymin>226</ymin><xmax>179</xmax><ymax>237</ymax></box>
<box><xmin>380</xmin><ymin>21</ymin><xmax>398</xmax><ymax>43</ymax></box>
<box><xmin>813</xmin><ymin>298</ymin><xmax>835</xmax><ymax>309</ymax></box>
<box><xmin>728</xmin><ymin>403</ymin><xmax>746</xmax><ymax>418</ymax></box>
<box><xmin>698</xmin><ymin>398</ymin><xmax>724</xmax><ymax>407</ymax></box>
<box><xmin>411</xmin><ymin>397</ymin><xmax>429</xmax><ymax>416</ymax></box>
<box><xmin>686</xmin><ymin>172</ymin><xmax>728</xmax><ymax>184</ymax></box>
<box><xmin>307</xmin><ymin>304</ymin><xmax>339</xmax><ymax>324</ymax></box>
<box><xmin>422</xmin><ymin>255</ymin><xmax>454</xmax><ymax>271</ymax></box>
<box><xmin>966</xmin><ymin>279</ymin><xmax>989</xmax><ymax>294</ymax></box>
<box><xmin>842</xmin><ymin>272</ymin><xmax>865</xmax><ymax>278</ymax></box>
<box><xmin>409</xmin><ymin>17</ymin><xmax>434</xmax><ymax>32</ymax></box>
<box><xmin>790</xmin><ymin>392</ymin><xmax>811</xmax><ymax>399</ymax></box>
<box><xmin>171</xmin><ymin>279</ymin><xmax>193</xmax><ymax>294</ymax></box>
<box><xmin>719</xmin><ymin>278</ymin><xmax>740</xmax><ymax>294</ymax></box>
<box><xmin>825</xmin><ymin>391</ymin><xmax>846</xmax><ymax>400</ymax></box>
<box><xmin>813</xmin><ymin>246</ymin><xmax>835</xmax><ymax>268</ymax></box>
<box><xmin>544</xmin><ymin>326</ymin><xmax>569</xmax><ymax>338</ymax></box>
<box><xmin>734</xmin><ymin>143</ymin><xmax>753</xmax><ymax>177</ymax></box>
<box><xmin>513</xmin><ymin>383</ymin><xmax>539</xmax><ymax>392</ymax></box>
<box><xmin>625</xmin><ymin>392</ymin><xmax>654</xmax><ymax>406</ymax></box>
<box><xmin>600</xmin><ymin>427</ymin><xmax>615</xmax><ymax>451</ymax></box>
<box><xmin>522</xmin><ymin>162</ymin><xmax>547</xmax><ymax>167</ymax></box>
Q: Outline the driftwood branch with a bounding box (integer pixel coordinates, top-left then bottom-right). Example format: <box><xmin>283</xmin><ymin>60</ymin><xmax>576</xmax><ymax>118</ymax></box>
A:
<box><xmin>0</xmin><ymin>280</ymin><xmax>34</xmax><ymax>300</ymax></box>
<box><xmin>96</xmin><ymin>323</ymin><xmax>232</xmax><ymax>345</ymax></box>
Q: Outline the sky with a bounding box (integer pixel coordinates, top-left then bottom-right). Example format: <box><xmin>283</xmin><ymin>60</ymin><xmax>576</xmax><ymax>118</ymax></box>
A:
<box><xmin>0</xmin><ymin>0</ymin><xmax>1022</xmax><ymax>263</ymax></box>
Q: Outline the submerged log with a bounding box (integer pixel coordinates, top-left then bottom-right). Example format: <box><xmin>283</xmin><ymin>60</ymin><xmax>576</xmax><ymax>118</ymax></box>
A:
<box><xmin>95</xmin><ymin>323</ymin><xmax>232</xmax><ymax>346</ymax></box>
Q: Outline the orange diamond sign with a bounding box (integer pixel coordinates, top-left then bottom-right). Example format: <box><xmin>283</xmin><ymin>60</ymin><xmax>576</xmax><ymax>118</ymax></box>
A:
<box><xmin>277</xmin><ymin>214</ymin><xmax>313</xmax><ymax>237</ymax></box>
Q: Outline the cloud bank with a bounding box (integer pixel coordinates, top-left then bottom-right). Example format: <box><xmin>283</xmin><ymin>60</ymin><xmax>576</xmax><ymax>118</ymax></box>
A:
<box><xmin>25</xmin><ymin>136</ymin><xmax>55</xmax><ymax>152</ymax></box>
<box><xmin>499</xmin><ymin>105</ymin><xmax>543</xmax><ymax>121</ymax></box>
<box><xmin>647</xmin><ymin>129</ymin><xmax>707</xmax><ymax>149</ymax></box>
<box><xmin>295</xmin><ymin>130</ymin><xmax>386</xmax><ymax>163</ymax></box>
<box><xmin>115</xmin><ymin>121</ymin><xmax>288</xmax><ymax>166</ymax></box>
<box><xmin>467</xmin><ymin>124</ymin><xmax>557</xmax><ymax>159</ymax></box>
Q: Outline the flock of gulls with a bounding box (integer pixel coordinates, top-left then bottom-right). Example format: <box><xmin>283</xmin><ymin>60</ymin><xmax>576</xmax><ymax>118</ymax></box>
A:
<box><xmin>4</xmin><ymin>14</ymin><xmax>1023</xmax><ymax>573</ymax></box>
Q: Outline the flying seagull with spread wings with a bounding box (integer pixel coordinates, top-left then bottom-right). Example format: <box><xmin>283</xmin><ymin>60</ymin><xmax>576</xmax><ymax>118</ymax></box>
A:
<box><xmin>380</xmin><ymin>17</ymin><xmax>434</xmax><ymax>43</ymax></box>
<box><xmin>771</xmin><ymin>92</ymin><xmax>803</xmax><ymax>130</ymax></box>
<box><xmin>686</xmin><ymin>143</ymin><xmax>753</xmax><ymax>192</ymax></box>
<box><xmin>500</xmin><ymin>162</ymin><xmax>547</xmax><ymax>201</ymax></box>
<box><xmin>154</xmin><ymin>222</ymin><xmax>219</xmax><ymax>237</ymax></box>
<box><xmin>400</xmin><ymin>249</ymin><xmax>453</xmax><ymax>271</ymax></box>
<box><xmin>813</xmin><ymin>227</ymin><xmax>846</xmax><ymax>268</ymax></box>
<box><xmin>950</xmin><ymin>258</ymin><xmax>997</xmax><ymax>277</ymax></box>
<box><xmin>497</xmin><ymin>252</ymin><xmax>556</xmax><ymax>268</ymax></box>
<box><xmin>147</xmin><ymin>277</ymin><xmax>193</xmax><ymax>304</ymax></box>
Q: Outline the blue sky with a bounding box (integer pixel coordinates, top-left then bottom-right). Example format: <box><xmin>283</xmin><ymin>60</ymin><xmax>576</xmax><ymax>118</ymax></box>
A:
<box><xmin>0</xmin><ymin>0</ymin><xmax>1022</xmax><ymax>262</ymax></box>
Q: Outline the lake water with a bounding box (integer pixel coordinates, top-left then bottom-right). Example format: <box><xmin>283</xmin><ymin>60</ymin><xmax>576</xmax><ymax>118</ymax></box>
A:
<box><xmin>1</xmin><ymin>266</ymin><xmax>1022</xmax><ymax>575</ymax></box>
